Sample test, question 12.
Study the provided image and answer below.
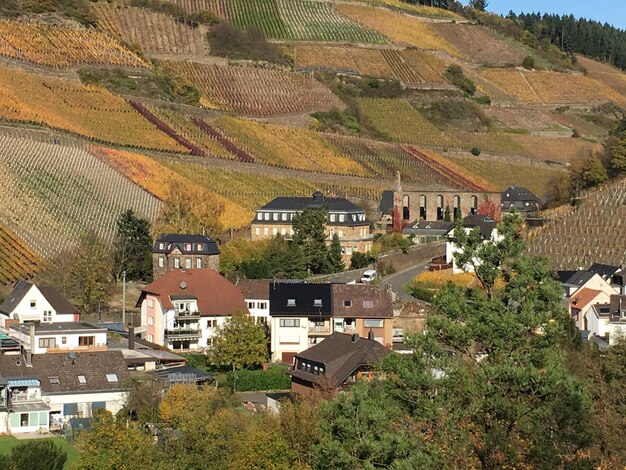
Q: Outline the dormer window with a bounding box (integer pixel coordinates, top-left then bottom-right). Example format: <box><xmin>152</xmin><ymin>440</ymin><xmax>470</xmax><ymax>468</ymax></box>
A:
<box><xmin>282</xmin><ymin>213</ymin><xmax>287</xmax><ymax>221</ymax></box>
<box><xmin>106</xmin><ymin>374</ymin><xmax>118</xmax><ymax>383</ymax></box>
<box><xmin>257</xmin><ymin>213</ymin><xmax>263</xmax><ymax>220</ymax></box>
<box><xmin>49</xmin><ymin>377</ymin><xmax>60</xmax><ymax>385</ymax></box>
<box><xmin>273</xmin><ymin>213</ymin><xmax>279</xmax><ymax>221</ymax></box>
<box><xmin>313</xmin><ymin>299</ymin><xmax>323</xmax><ymax>307</ymax></box>
<box><xmin>264</xmin><ymin>213</ymin><xmax>270</xmax><ymax>221</ymax></box>
<box><xmin>159</xmin><ymin>243</ymin><xmax>164</xmax><ymax>249</ymax></box>
<box><xmin>185</xmin><ymin>244</ymin><xmax>192</xmax><ymax>251</ymax></box>
<box><xmin>339</xmin><ymin>214</ymin><xmax>345</xmax><ymax>222</ymax></box>
<box><xmin>287</xmin><ymin>299</ymin><xmax>296</xmax><ymax>307</ymax></box>
<box><xmin>197</xmin><ymin>244</ymin><xmax>203</xmax><ymax>250</ymax></box>
<box><xmin>330</xmin><ymin>214</ymin><xmax>336</xmax><ymax>222</ymax></box>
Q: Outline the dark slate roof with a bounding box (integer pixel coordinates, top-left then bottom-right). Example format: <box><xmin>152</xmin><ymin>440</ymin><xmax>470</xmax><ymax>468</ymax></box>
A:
<box><xmin>379</xmin><ymin>190</ymin><xmax>394</xmax><ymax>215</ymax></box>
<box><xmin>289</xmin><ymin>332</ymin><xmax>389</xmax><ymax>388</ymax></box>
<box><xmin>269</xmin><ymin>282</ymin><xmax>332</xmax><ymax>317</ymax></box>
<box><xmin>0</xmin><ymin>281</ymin><xmax>77</xmax><ymax>316</ymax></box>
<box><xmin>0</xmin><ymin>351</ymin><xmax>129</xmax><ymax>394</ymax></box>
<box><xmin>153</xmin><ymin>234</ymin><xmax>220</xmax><ymax>255</ymax></box>
<box><xmin>463</xmin><ymin>214</ymin><xmax>497</xmax><ymax>239</ymax></box>
<box><xmin>555</xmin><ymin>270</ymin><xmax>577</xmax><ymax>284</ymax></box>
<box><xmin>402</xmin><ymin>220</ymin><xmax>455</xmax><ymax>236</ymax></box>
<box><xmin>564</xmin><ymin>271</ymin><xmax>596</xmax><ymax>287</ymax></box>
<box><xmin>153</xmin><ymin>365</ymin><xmax>213</xmax><ymax>383</ymax></box>
<box><xmin>257</xmin><ymin>193</ymin><xmax>362</xmax><ymax>213</ymax></box>
<box><xmin>0</xmin><ymin>280</ymin><xmax>32</xmax><ymax>315</ymax></box>
<box><xmin>588</xmin><ymin>263</ymin><xmax>622</xmax><ymax>280</ymax></box>
<box><xmin>502</xmin><ymin>186</ymin><xmax>539</xmax><ymax>203</ymax></box>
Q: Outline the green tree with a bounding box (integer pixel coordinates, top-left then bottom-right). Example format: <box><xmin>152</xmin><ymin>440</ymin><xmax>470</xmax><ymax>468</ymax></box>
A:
<box><xmin>469</xmin><ymin>0</ymin><xmax>488</xmax><ymax>10</ymax></box>
<box><xmin>570</xmin><ymin>155</ymin><xmax>608</xmax><ymax>193</ymax></box>
<box><xmin>112</xmin><ymin>209</ymin><xmax>153</xmax><ymax>282</ymax></box>
<box><xmin>609</xmin><ymin>133</ymin><xmax>626</xmax><ymax>175</ymax></box>
<box><xmin>443</xmin><ymin>205</ymin><xmax>452</xmax><ymax>222</ymax></box>
<box><xmin>210</xmin><ymin>311</ymin><xmax>267</xmax><ymax>370</ymax></box>
<box><xmin>327</xmin><ymin>233</ymin><xmax>345</xmax><ymax>273</ymax></box>
<box><xmin>292</xmin><ymin>208</ymin><xmax>330</xmax><ymax>275</ymax></box>
<box><xmin>8</xmin><ymin>440</ymin><xmax>67</xmax><ymax>470</ymax></box>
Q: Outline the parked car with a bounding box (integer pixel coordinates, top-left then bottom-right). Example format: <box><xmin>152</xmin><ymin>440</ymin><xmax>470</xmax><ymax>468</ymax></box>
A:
<box><xmin>360</xmin><ymin>269</ymin><xmax>377</xmax><ymax>283</ymax></box>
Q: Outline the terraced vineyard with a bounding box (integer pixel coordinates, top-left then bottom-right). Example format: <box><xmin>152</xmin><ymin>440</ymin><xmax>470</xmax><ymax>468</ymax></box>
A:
<box><xmin>0</xmin><ymin>20</ymin><xmax>147</xmax><ymax>68</ymax></box>
<box><xmin>335</xmin><ymin>4</ymin><xmax>459</xmax><ymax>56</ymax></box>
<box><xmin>0</xmin><ymin>224</ymin><xmax>43</xmax><ymax>285</ymax></box>
<box><xmin>214</xmin><ymin>116</ymin><xmax>368</xmax><ymax>174</ymax></box>
<box><xmin>451</xmin><ymin>132</ymin><xmax>529</xmax><ymax>157</ymax></box>
<box><xmin>480</xmin><ymin>68</ymin><xmax>626</xmax><ymax>106</ymax></box>
<box><xmin>359</xmin><ymin>98</ymin><xmax>459</xmax><ymax>147</ymax></box>
<box><xmin>509</xmin><ymin>135</ymin><xmax>603</xmax><ymax>163</ymax></box>
<box><xmin>167</xmin><ymin>0</ymin><xmax>228</xmax><ymax>17</ymax></box>
<box><xmin>225</xmin><ymin>0</ymin><xmax>386</xmax><ymax>43</ymax></box>
<box><xmin>93</xmin><ymin>4</ymin><xmax>207</xmax><ymax>55</ymax></box>
<box><xmin>444</xmin><ymin>154</ymin><xmax>565</xmax><ymax>196</ymax></box>
<box><xmin>548</xmin><ymin>112</ymin><xmax>611</xmax><ymax>139</ymax></box>
<box><xmin>0</xmin><ymin>133</ymin><xmax>162</xmax><ymax>260</ymax></box>
<box><xmin>164</xmin><ymin>61</ymin><xmax>343</xmax><ymax>116</ymax></box>
<box><xmin>429</xmin><ymin>23</ymin><xmax>524</xmax><ymax>65</ymax></box>
<box><xmin>527</xmin><ymin>178</ymin><xmax>626</xmax><ymax>269</ymax></box>
<box><xmin>0</xmin><ymin>65</ymin><xmax>183</xmax><ymax>152</ymax></box>
<box><xmin>577</xmin><ymin>55</ymin><xmax>626</xmax><ymax>96</ymax></box>
<box><xmin>293</xmin><ymin>44</ymin><xmax>447</xmax><ymax>85</ymax></box>
<box><xmin>485</xmin><ymin>106</ymin><xmax>568</xmax><ymax>133</ymax></box>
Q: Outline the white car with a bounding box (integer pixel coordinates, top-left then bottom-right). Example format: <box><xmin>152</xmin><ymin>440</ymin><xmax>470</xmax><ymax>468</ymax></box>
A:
<box><xmin>360</xmin><ymin>269</ymin><xmax>377</xmax><ymax>283</ymax></box>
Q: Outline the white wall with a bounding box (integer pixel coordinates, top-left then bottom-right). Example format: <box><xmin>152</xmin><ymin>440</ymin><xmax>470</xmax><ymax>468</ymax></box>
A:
<box><xmin>46</xmin><ymin>390</ymin><xmax>128</xmax><ymax>421</ymax></box>
<box><xmin>2</xmin><ymin>285</ymin><xmax>76</xmax><ymax>327</ymax></box>
<box><xmin>245</xmin><ymin>298</ymin><xmax>269</xmax><ymax>322</ymax></box>
<box><xmin>446</xmin><ymin>228</ymin><xmax>501</xmax><ymax>274</ymax></box>
<box><xmin>270</xmin><ymin>316</ymin><xmax>309</xmax><ymax>363</ymax></box>
<box><xmin>10</xmin><ymin>330</ymin><xmax>108</xmax><ymax>354</ymax></box>
<box><xmin>585</xmin><ymin>311</ymin><xmax>610</xmax><ymax>337</ymax></box>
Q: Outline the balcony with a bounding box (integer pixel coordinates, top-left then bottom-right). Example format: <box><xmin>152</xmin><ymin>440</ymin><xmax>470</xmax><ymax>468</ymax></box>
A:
<box><xmin>47</xmin><ymin>345</ymin><xmax>108</xmax><ymax>354</ymax></box>
<box><xmin>175</xmin><ymin>310</ymin><xmax>201</xmax><ymax>320</ymax></box>
<box><xmin>164</xmin><ymin>328</ymin><xmax>201</xmax><ymax>340</ymax></box>
<box><xmin>308</xmin><ymin>324</ymin><xmax>332</xmax><ymax>334</ymax></box>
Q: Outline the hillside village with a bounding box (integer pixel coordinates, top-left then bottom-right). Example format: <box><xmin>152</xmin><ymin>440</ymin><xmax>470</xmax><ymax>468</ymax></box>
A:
<box><xmin>0</xmin><ymin>0</ymin><xmax>626</xmax><ymax>467</ymax></box>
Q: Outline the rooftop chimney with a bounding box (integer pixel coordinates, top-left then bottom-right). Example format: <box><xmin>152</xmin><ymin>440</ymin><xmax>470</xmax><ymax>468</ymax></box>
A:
<box><xmin>351</xmin><ymin>333</ymin><xmax>359</xmax><ymax>343</ymax></box>
<box><xmin>128</xmin><ymin>326</ymin><xmax>135</xmax><ymax>350</ymax></box>
<box><xmin>368</xmin><ymin>329</ymin><xmax>375</xmax><ymax>341</ymax></box>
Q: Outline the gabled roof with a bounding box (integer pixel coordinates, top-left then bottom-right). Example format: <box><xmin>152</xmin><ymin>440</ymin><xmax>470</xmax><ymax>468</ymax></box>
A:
<box><xmin>257</xmin><ymin>193</ymin><xmax>363</xmax><ymax>213</ymax></box>
<box><xmin>153</xmin><ymin>234</ymin><xmax>220</xmax><ymax>255</ymax></box>
<box><xmin>331</xmin><ymin>284</ymin><xmax>392</xmax><ymax>319</ymax></box>
<box><xmin>137</xmin><ymin>269</ymin><xmax>247</xmax><ymax>317</ymax></box>
<box><xmin>269</xmin><ymin>282</ymin><xmax>332</xmax><ymax>317</ymax></box>
<box><xmin>0</xmin><ymin>281</ymin><xmax>77</xmax><ymax>316</ymax></box>
<box><xmin>289</xmin><ymin>332</ymin><xmax>389</xmax><ymax>388</ymax></box>
<box><xmin>236</xmin><ymin>279</ymin><xmax>270</xmax><ymax>300</ymax></box>
<box><xmin>502</xmin><ymin>186</ymin><xmax>539</xmax><ymax>203</ymax></box>
<box><xmin>564</xmin><ymin>271</ymin><xmax>597</xmax><ymax>288</ymax></box>
<box><xmin>588</xmin><ymin>263</ymin><xmax>622</xmax><ymax>280</ymax></box>
<box><xmin>463</xmin><ymin>214</ymin><xmax>497</xmax><ymax>239</ymax></box>
<box><xmin>0</xmin><ymin>351</ymin><xmax>129</xmax><ymax>394</ymax></box>
<box><xmin>569</xmin><ymin>288</ymin><xmax>603</xmax><ymax>310</ymax></box>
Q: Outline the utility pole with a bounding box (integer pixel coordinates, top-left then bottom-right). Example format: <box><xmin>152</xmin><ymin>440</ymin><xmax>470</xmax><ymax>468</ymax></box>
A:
<box><xmin>122</xmin><ymin>270</ymin><xmax>126</xmax><ymax>328</ymax></box>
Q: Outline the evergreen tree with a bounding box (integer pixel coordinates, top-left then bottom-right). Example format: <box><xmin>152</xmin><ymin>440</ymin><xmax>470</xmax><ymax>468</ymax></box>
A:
<box><xmin>609</xmin><ymin>133</ymin><xmax>626</xmax><ymax>175</ymax></box>
<box><xmin>327</xmin><ymin>233</ymin><xmax>345</xmax><ymax>273</ymax></box>
<box><xmin>468</xmin><ymin>0</ymin><xmax>488</xmax><ymax>11</ymax></box>
<box><xmin>443</xmin><ymin>205</ymin><xmax>452</xmax><ymax>222</ymax></box>
<box><xmin>292</xmin><ymin>209</ymin><xmax>329</xmax><ymax>275</ymax></box>
<box><xmin>112</xmin><ymin>209</ymin><xmax>153</xmax><ymax>282</ymax></box>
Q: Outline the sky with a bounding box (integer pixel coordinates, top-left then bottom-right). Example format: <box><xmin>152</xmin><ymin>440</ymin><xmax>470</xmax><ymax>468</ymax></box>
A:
<box><xmin>477</xmin><ymin>1</ymin><xmax>626</xmax><ymax>30</ymax></box>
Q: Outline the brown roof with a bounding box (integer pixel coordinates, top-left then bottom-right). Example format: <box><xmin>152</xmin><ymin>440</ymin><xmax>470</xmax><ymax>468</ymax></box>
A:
<box><xmin>331</xmin><ymin>284</ymin><xmax>392</xmax><ymax>319</ymax></box>
<box><xmin>137</xmin><ymin>269</ymin><xmax>247</xmax><ymax>316</ymax></box>
<box><xmin>0</xmin><ymin>351</ymin><xmax>129</xmax><ymax>394</ymax></box>
<box><xmin>236</xmin><ymin>279</ymin><xmax>269</xmax><ymax>300</ymax></box>
<box><xmin>570</xmin><ymin>288</ymin><xmax>603</xmax><ymax>310</ymax></box>
<box><xmin>289</xmin><ymin>332</ymin><xmax>389</xmax><ymax>388</ymax></box>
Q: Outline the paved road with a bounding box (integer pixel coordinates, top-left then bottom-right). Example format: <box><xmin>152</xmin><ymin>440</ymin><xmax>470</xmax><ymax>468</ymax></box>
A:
<box><xmin>382</xmin><ymin>260</ymin><xmax>431</xmax><ymax>301</ymax></box>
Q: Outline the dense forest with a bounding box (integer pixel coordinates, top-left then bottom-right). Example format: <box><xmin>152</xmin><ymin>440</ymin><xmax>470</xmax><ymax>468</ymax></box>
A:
<box><xmin>509</xmin><ymin>12</ymin><xmax>626</xmax><ymax>69</ymax></box>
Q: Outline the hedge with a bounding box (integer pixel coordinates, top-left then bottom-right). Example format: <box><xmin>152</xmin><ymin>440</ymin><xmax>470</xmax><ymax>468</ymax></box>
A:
<box><xmin>224</xmin><ymin>366</ymin><xmax>291</xmax><ymax>391</ymax></box>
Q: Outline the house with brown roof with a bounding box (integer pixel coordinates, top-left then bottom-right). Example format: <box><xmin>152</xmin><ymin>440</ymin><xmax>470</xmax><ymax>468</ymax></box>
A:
<box><xmin>288</xmin><ymin>332</ymin><xmax>389</xmax><ymax>395</ymax></box>
<box><xmin>0</xmin><ymin>280</ymin><xmax>79</xmax><ymax>329</ymax></box>
<box><xmin>136</xmin><ymin>269</ymin><xmax>248</xmax><ymax>352</ymax></box>
<box><xmin>236</xmin><ymin>279</ymin><xmax>270</xmax><ymax>325</ymax></box>
<box><xmin>331</xmin><ymin>284</ymin><xmax>393</xmax><ymax>347</ymax></box>
<box><xmin>0</xmin><ymin>351</ymin><xmax>129</xmax><ymax>434</ymax></box>
<box><xmin>569</xmin><ymin>288</ymin><xmax>612</xmax><ymax>331</ymax></box>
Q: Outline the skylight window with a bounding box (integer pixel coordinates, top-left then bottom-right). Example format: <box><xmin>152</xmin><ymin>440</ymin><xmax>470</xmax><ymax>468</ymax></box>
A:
<box><xmin>49</xmin><ymin>377</ymin><xmax>60</xmax><ymax>385</ymax></box>
<box><xmin>77</xmin><ymin>375</ymin><xmax>87</xmax><ymax>384</ymax></box>
<box><xmin>106</xmin><ymin>374</ymin><xmax>118</xmax><ymax>383</ymax></box>
<box><xmin>287</xmin><ymin>299</ymin><xmax>296</xmax><ymax>307</ymax></box>
<box><xmin>313</xmin><ymin>299</ymin><xmax>323</xmax><ymax>307</ymax></box>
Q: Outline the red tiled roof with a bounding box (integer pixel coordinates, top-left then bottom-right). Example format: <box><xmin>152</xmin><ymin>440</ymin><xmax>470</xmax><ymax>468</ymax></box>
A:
<box><xmin>138</xmin><ymin>269</ymin><xmax>247</xmax><ymax>316</ymax></box>
<box><xmin>570</xmin><ymin>288</ymin><xmax>603</xmax><ymax>310</ymax></box>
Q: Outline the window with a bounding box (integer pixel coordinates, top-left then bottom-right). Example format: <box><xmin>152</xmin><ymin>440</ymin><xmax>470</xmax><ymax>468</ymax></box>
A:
<box><xmin>148</xmin><ymin>316</ymin><xmax>154</xmax><ymax>326</ymax></box>
<box><xmin>272</xmin><ymin>228</ymin><xmax>278</xmax><ymax>236</ymax></box>
<box><xmin>257</xmin><ymin>213</ymin><xmax>263</xmax><ymax>220</ymax></box>
<box><xmin>338</xmin><ymin>229</ymin><xmax>344</xmax><ymax>238</ymax></box>
<box><xmin>281</xmin><ymin>228</ymin><xmax>286</xmax><ymax>236</ymax></box>
<box><xmin>280</xmin><ymin>319</ymin><xmax>300</xmax><ymax>327</ymax></box>
<box><xmin>148</xmin><ymin>298</ymin><xmax>154</xmax><ymax>308</ymax></box>
<box><xmin>185</xmin><ymin>244</ymin><xmax>192</xmax><ymax>251</ymax></box>
<box><xmin>339</xmin><ymin>214</ymin><xmax>345</xmax><ymax>222</ymax></box>
<box><xmin>313</xmin><ymin>299</ymin><xmax>323</xmax><ymax>307</ymax></box>
<box><xmin>63</xmin><ymin>403</ymin><xmax>78</xmax><ymax>416</ymax></box>
<box><xmin>264</xmin><ymin>213</ymin><xmax>270</xmax><ymax>221</ymax></box>
<box><xmin>196</xmin><ymin>258</ymin><xmax>202</xmax><ymax>269</ymax></box>
<box><xmin>79</xmin><ymin>336</ymin><xmax>95</xmax><ymax>347</ymax></box>
<box><xmin>346</xmin><ymin>247</ymin><xmax>353</xmax><ymax>256</ymax></box>
<box><xmin>49</xmin><ymin>377</ymin><xmax>60</xmax><ymax>385</ymax></box>
<box><xmin>247</xmin><ymin>302</ymin><xmax>255</xmax><ymax>310</ymax></box>
<box><xmin>78</xmin><ymin>375</ymin><xmax>87</xmax><ymax>384</ymax></box>
<box><xmin>147</xmin><ymin>334</ymin><xmax>153</xmax><ymax>342</ymax></box>
<box><xmin>255</xmin><ymin>227</ymin><xmax>260</xmax><ymax>236</ymax></box>
<box><xmin>259</xmin><ymin>302</ymin><xmax>267</xmax><ymax>310</ymax></box>
<box><xmin>20</xmin><ymin>413</ymin><xmax>29</xmax><ymax>427</ymax></box>
<box><xmin>344</xmin><ymin>300</ymin><xmax>352</xmax><ymax>307</ymax></box>
<box><xmin>30</xmin><ymin>300</ymin><xmax>36</xmax><ymax>308</ymax></box>
<box><xmin>197</xmin><ymin>244</ymin><xmax>203</xmax><ymax>251</ymax></box>
<box><xmin>329</xmin><ymin>214</ymin><xmax>336</xmax><ymax>222</ymax></box>
<box><xmin>43</xmin><ymin>310</ymin><xmax>52</xmax><ymax>322</ymax></box>
<box><xmin>287</xmin><ymin>299</ymin><xmax>296</xmax><ymax>307</ymax></box>
<box><xmin>38</xmin><ymin>338</ymin><xmax>56</xmax><ymax>349</ymax></box>
<box><xmin>185</xmin><ymin>258</ymin><xmax>192</xmax><ymax>269</ymax></box>
<box><xmin>158</xmin><ymin>257</ymin><xmax>164</xmax><ymax>268</ymax></box>
<box><xmin>61</xmin><ymin>336</ymin><xmax>67</xmax><ymax>345</ymax></box>
<box><xmin>106</xmin><ymin>374</ymin><xmax>118</xmax><ymax>383</ymax></box>
<box><xmin>273</xmin><ymin>213</ymin><xmax>279</xmax><ymax>221</ymax></box>
<box><xmin>264</xmin><ymin>228</ymin><xmax>269</xmax><ymax>236</ymax></box>
<box><xmin>281</xmin><ymin>213</ymin><xmax>287</xmax><ymax>221</ymax></box>
<box><xmin>207</xmin><ymin>319</ymin><xmax>218</xmax><ymax>328</ymax></box>
<box><xmin>363</xmin><ymin>300</ymin><xmax>374</xmax><ymax>309</ymax></box>
<box><xmin>364</xmin><ymin>319</ymin><xmax>383</xmax><ymax>328</ymax></box>
<box><xmin>159</xmin><ymin>243</ymin><xmax>164</xmax><ymax>250</ymax></box>
<box><xmin>174</xmin><ymin>258</ymin><xmax>180</xmax><ymax>268</ymax></box>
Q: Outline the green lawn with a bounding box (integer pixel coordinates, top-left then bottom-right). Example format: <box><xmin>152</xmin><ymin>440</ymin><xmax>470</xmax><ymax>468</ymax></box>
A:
<box><xmin>0</xmin><ymin>436</ymin><xmax>79</xmax><ymax>469</ymax></box>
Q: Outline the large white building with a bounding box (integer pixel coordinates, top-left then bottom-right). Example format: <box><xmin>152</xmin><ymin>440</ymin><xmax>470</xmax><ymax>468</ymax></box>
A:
<box><xmin>9</xmin><ymin>322</ymin><xmax>108</xmax><ymax>354</ymax></box>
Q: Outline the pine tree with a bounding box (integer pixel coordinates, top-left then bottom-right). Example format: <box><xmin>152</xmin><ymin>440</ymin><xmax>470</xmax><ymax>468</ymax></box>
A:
<box><xmin>292</xmin><ymin>208</ymin><xmax>329</xmax><ymax>275</ymax></box>
<box><xmin>113</xmin><ymin>209</ymin><xmax>153</xmax><ymax>282</ymax></box>
<box><xmin>327</xmin><ymin>233</ymin><xmax>345</xmax><ymax>273</ymax></box>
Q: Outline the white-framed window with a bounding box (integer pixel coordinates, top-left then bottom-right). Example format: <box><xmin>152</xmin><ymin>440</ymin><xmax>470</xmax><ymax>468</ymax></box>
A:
<box><xmin>258</xmin><ymin>302</ymin><xmax>267</xmax><ymax>310</ymax></box>
<box><xmin>257</xmin><ymin>213</ymin><xmax>263</xmax><ymax>221</ymax></box>
<box><xmin>148</xmin><ymin>316</ymin><xmax>154</xmax><ymax>326</ymax></box>
<box><xmin>185</xmin><ymin>244</ymin><xmax>192</xmax><ymax>251</ymax></box>
<box><xmin>330</xmin><ymin>214</ymin><xmax>336</xmax><ymax>222</ymax></box>
<box><xmin>264</xmin><ymin>228</ymin><xmax>269</xmax><ymax>236</ymax></box>
<box><xmin>197</xmin><ymin>244</ymin><xmax>203</xmax><ymax>250</ymax></box>
<box><xmin>196</xmin><ymin>258</ymin><xmax>202</xmax><ymax>269</ymax></box>
<box><xmin>281</xmin><ymin>228</ymin><xmax>286</xmax><ymax>236</ymax></box>
<box><xmin>339</xmin><ymin>214</ymin><xmax>345</xmax><ymax>222</ymax></box>
<box><xmin>49</xmin><ymin>377</ymin><xmax>60</xmax><ymax>385</ymax></box>
<box><xmin>287</xmin><ymin>299</ymin><xmax>296</xmax><ymax>307</ymax></box>
<box><xmin>281</xmin><ymin>213</ymin><xmax>288</xmax><ymax>221</ymax></box>
<box><xmin>159</xmin><ymin>243</ymin><xmax>164</xmax><ymax>249</ymax></box>
<box><xmin>280</xmin><ymin>319</ymin><xmax>300</xmax><ymax>327</ymax></box>
<box><xmin>255</xmin><ymin>227</ymin><xmax>260</xmax><ymax>236</ymax></box>
<box><xmin>185</xmin><ymin>258</ymin><xmax>192</xmax><ymax>269</ymax></box>
<box><xmin>39</xmin><ymin>338</ymin><xmax>56</xmax><ymax>349</ymax></box>
<box><xmin>313</xmin><ymin>299</ymin><xmax>323</xmax><ymax>307</ymax></box>
<box><xmin>339</xmin><ymin>229</ymin><xmax>344</xmax><ymax>238</ymax></box>
<box><xmin>174</xmin><ymin>258</ymin><xmax>180</xmax><ymax>268</ymax></box>
<box><xmin>43</xmin><ymin>310</ymin><xmax>52</xmax><ymax>322</ymax></box>
<box><xmin>272</xmin><ymin>228</ymin><xmax>278</xmax><ymax>236</ymax></box>
<box><xmin>363</xmin><ymin>300</ymin><xmax>374</xmax><ymax>309</ymax></box>
<box><xmin>61</xmin><ymin>337</ymin><xmax>67</xmax><ymax>345</ymax></box>
<box><xmin>106</xmin><ymin>374</ymin><xmax>118</xmax><ymax>383</ymax></box>
<box><xmin>30</xmin><ymin>300</ymin><xmax>36</xmax><ymax>308</ymax></box>
<box><xmin>264</xmin><ymin>213</ymin><xmax>270</xmax><ymax>221</ymax></box>
<box><xmin>273</xmin><ymin>213</ymin><xmax>279</xmax><ymax>221</ymax></box>
<box><xmin>78</xmin><ymin>375</ymin><xmax>87</xmax><ymax>384</ymax></box>
<box><xmin>247</xmin><ymin>302</ymin><xmax>255</xmax><ymax>309</ymax></box>
<box><xmin>158</xmin><ymin>257</ymin><xmax>164</xmax><ymax>268</ymax></box>
<box><xmin>344</xmin><ymin>300</ymin><xmax>352</xmax><ymax>307</ymax></box>
<box><xmin>346</xmin><ymin>247</ymin><xmax>353</xmax><ymax>256</ymax></box>
<box><xmin>364</xmin><ymin>319</ymin><xmax>383</xmax><ymax>328</ymax></box>
<box><xmin>148</xmin><ymin>298</ymin><xmax>154</xmax><ymax>308</ymax></box>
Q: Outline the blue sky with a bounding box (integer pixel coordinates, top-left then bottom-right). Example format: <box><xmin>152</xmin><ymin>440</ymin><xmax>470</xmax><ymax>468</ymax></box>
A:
<box><xmin>473</xmin><ymin>1</ymin><xmax>626</xmax><ymax>30</ymax></box>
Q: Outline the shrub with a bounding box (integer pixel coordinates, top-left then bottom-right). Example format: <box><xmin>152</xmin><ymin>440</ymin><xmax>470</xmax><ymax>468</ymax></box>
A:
<box><xmin>571</xmin><ymin>128</ymin><xmax>581</xmax><ymax>138</ymax></box>
<box><xmin>207</xmin><ymin>22</ymin><xmax>288</xmax><ymax>65</ymax></box>
<box><xmin>406</xmin><ymin>284</ymin><xmax>435</xmax><ymax>302</ymax></box>
<box><xmin>9</xmin><ymin>439</ymin><xmax>67</xmax><ymax>470</ymax></box>
<box><xmin>188</xmin><ymin>9</ymin><xmax>220</xmax><ymax>25</ymax></box>
<box><xmin>471</xmin><ymin>147</ymin><xmax>481</xmax><ymax>156</ymax></box>
<box><xmin>224</xmin><ymin>366</ymin><xmax>291</xmax><ymax>391</ymax></box>
<box><xmin>473</xmin><ymin>95</ymin><xmax>492</xmax><ymax>105</ymax></box>
<box><xmin>522</xmin><ymin>55</ymin><xmax>535</xmax><ymax>70</ymax></box>
<box><xmin>444</xmin><ymin>65</ymin><xmax>476</xmax><ymax>95</ymax></box>
<box><xmin>351</xmin><ymin>251</ymin><xmax>372</xmax><ymax>269</ymax></box>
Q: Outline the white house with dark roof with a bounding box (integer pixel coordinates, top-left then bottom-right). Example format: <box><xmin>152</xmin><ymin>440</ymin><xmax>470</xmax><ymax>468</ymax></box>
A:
<box><xmin>501</xmin><ymin>186</ymin><xmax>540</xmax><ymax>213</ymax></box>
<box><xmin>0</xmin><ymin>281</ymin><xmax>78</xmax><ymax>329</ymax></box>
<box><xmin>251</xmin><ymin>191</ymin><xmax>372</xmax><ymax>262</ymax></box>
<box><xmin>152</xmin><ymin>234</ymin><xmax>220</xmax><ymax>278</ymax></box>
<box><xmin>9</xmin><ymin>322</ymin><xmax>108</xmax><ymax>354</ymax></box>
<box><xmin>445</xmin><ymin>214</ymin><xmax>500</xmax><ymax>274</ymax></box>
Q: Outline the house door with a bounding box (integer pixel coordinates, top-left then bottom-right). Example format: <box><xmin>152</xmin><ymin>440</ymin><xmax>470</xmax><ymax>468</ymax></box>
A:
<box><xmin>281</xmin><ymin>352</ymin><xmax>296</xmax><ymax>366</ymax></box>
